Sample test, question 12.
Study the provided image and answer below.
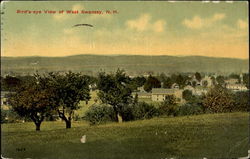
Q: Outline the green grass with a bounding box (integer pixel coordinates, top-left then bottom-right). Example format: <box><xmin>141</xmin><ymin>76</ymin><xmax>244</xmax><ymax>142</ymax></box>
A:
<box><xmin>1</xmin><ymin>112</ymin><xmax>249</xmax><ymax>159</ymax></box>
<box><xmin>75</xmin><ymin>91</ymin><xmax>99</xmax><ymax>116</ymax></box>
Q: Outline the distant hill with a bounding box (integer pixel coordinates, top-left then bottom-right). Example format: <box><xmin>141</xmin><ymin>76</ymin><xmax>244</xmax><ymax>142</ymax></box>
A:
<box><xmin>1</xmin><ymin>55</ymin><xmax>248</xmax><ymax>76</ymax></box>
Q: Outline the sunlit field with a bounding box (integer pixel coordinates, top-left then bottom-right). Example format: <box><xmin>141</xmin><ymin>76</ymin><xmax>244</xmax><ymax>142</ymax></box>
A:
<box><xmin>1</xmin><ymin>112</ymin><xmax>248</xmax><ymax>159</ymax></box>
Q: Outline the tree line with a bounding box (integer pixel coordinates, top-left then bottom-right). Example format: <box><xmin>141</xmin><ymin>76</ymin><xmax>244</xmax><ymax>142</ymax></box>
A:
<box><xmin>1</xmin><ymin>70</ymin><xmax>249</xmax><ymax>131</ymax></box>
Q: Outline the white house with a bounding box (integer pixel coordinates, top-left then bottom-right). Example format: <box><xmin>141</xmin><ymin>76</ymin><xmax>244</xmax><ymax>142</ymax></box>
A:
<box><xmin>226</xmin><ymin>84</ymin><xmax>248</xmax><ymax>91</ymax></box>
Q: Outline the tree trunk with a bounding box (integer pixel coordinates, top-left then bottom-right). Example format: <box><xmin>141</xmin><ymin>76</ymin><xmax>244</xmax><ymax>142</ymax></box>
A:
<box><xmin>35</xmin><ymin>122</ymin><xmax>41</xmax><ymax>131</ymax></box>
<box><xmin>66</xmin><ymin>120</ymin><xmax>71</xmax><ymax>129</ymax></box>
<box><xmin>113</xmin><ymin>108</ymin><xmax>119</xmax><ymax>122</ymax></box>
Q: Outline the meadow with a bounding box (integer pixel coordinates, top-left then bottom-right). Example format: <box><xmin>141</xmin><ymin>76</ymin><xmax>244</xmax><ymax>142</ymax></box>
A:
<box><xmin>1</xmin><ymin>112</ymin><xmax>249</xmax><ymax>159</ymax></box>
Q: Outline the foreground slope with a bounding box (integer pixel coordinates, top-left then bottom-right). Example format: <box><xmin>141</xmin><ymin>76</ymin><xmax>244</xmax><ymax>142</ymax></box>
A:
<box><xmin>1</xmin><ymin>112</ymin><xmax>249</xmax><ymax>159</ymax></box>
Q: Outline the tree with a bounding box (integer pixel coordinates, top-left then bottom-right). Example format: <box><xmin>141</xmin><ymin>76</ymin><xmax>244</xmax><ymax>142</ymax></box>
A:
<box><xmin>158</xmin><ymin>95</ymin><xmax>178</xmax><ymax>116</ymax></box>
<box><xmin>97</xmin><ymin>69</ymin><xmax>133</xmax><ymax>122</ymax></box>
<box><xmin>228</xmin><ymin>73</ymin><xmax>240</xmax><ymax>83</ymax></box>
<box><xmin>242</xmin><ymin>73</ymin><xmax>249</xmax><ymax>88</ymax></box>
<box><xmin>143</xmin><ymin>75</ymin><xmax>161</xmax><ymax>92</ymax></box>
<box><xmin>163</xmin><ymin>77</ymin><xmax>172</xmax><ymax>88</ymax></box>
<box><xmin>202</xmin><ymin>80</ymin><xmax>208</xmax><ymax>87</ymax></box>
<box><xmin>8</xmin><ymin>81</ymin><xmax>54</xmax><ymax>131</ymax></box>
<box><xmin>176</xmin><ymin>74</ymin><xmax>187</xmax><ymax>88</ymax></box>
<box><xmin>2</xmin><ymin>76</ymin><xmax>22</xmax><ymax>91</ymax></box>
<box><xmin>233</xmin><ymin>91</ymin><xmax>249</xmax><ymax>112</ymax></box>
<box><xmin>195</xmin><ymin>72</ymin><xmax>202</xmax><ymax>82</ymax></box>
<box><xmin>216</xmin><ymin>75</ymin><xmax>225</xmax><ymax>86</ymax></box>
<box><xmin>203</xmin><ymin>85</ymin><xmax>234</xmax><ymax>113</ymax></box>
<box><xmin>129</xmin><ymin>76</ymin><xmax>146</xmax><ymax>91</ymax></box>
<box><xmin>182</xmin><ymin>90</ymin><xmax>193</xmax><ymax>101</ymax></box>
<box><xmin>46</xmin><ymin>72</ymin><xmax>91</xmax><ymax>128</ymax></box>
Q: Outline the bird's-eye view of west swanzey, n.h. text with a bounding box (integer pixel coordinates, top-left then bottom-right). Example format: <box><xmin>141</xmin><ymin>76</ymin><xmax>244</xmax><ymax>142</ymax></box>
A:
<box><xmin>0</xmin><ymin>1</ymin><xmax>249</xmax><ymax>159</ymax></box>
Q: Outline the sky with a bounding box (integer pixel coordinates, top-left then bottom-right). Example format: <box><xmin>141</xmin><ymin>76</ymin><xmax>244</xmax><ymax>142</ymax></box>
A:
<box><xmin>1</xmin><ymin>1</ymin><xmax>249</xmax><ymax>59</ymax></box>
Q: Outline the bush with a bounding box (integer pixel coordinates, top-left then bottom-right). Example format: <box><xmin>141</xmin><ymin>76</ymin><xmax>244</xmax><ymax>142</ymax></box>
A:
<box><xmin>1</xmin><ymin>109</ymin><xmax>8</xmax><ymax>123</ymax></box>
<box><xmin>119</xmin><ymin>104</ymin><xmax>135</xmax><ymax>121</ymax></box>
<box><xmin>158</xmin><ymin>103</ymin><xmax>179</xmax><ymax>116</ymax></box>
<box><xmin>132</xmin><ymin>102</ymin><xmax>158</xmax><ymax>120</ymax></box>
<box><xmin>84</xmin><ymin>104</ymin><xmax>116</xmax><ymax>125</ymax></box>
<box><xmin>158</xmin><ymin>95</ymin><xmax>179</xmax><ymax>116</ymax></box>
<box><xmin>203</xmin><ymin>85</ymin><xmax>234</xmax><ymax>113</ymax></box>
<box><xmin>232</xmin><ymin>91</ymin><xmax>249</xmax><ymax>112</ymax></box>
<box><xmin>177</xmin><ymin>103</ymin><xmax>203</xmax><ymax>116</ymax></box>
<box><xmin>1</xmin><ymin>109</ymin><xmax>25</xmax><ymax>123</ymax></box>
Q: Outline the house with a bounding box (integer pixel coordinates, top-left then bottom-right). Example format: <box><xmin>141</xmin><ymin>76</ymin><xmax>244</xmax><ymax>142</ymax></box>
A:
<box><xmin>137</xmin><ymin>86</ymin><xmax>146</xmax><ymax>92</ymax></box>
<box><xmin>132</xmin><ymin>92</ymin><xmax>151</xmax><ymax>99</ymax></box>
<box><xmin>1</xmin><ymin>91</ymin><xmax>12</xmax><ymax>110</ymax></box>
<box><xmin>225</xmin><ymin>79</ymin><xmax>239</xmax><ymax>85</ymax></box>
<box><xmin>201</xmin><ymin>75</ymin><xmax>213</xmax><ymax>87</ymax></box>
<box><xmin>184</xmin><ymin>85</ymin><xmax>208</xmax><ymax>96</ymax></box>
<box><xmin>171</xmin><ymin>83</ymin><xmax>179</xmax><ymax>89</ymax></box>
<box><xmin>226</xmin><ymin>84</ymin><xmax>248</xmax><ymax>91</ymax></box>
<box><xmin>151</xmin><ymin>88</ymin><xmax>183</xmax><ymax>102</ymax></box>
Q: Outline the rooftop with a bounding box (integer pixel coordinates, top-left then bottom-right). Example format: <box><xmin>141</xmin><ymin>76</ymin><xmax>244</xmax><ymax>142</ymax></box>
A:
<box><xmin>152</xmin><ymin>88</ymin><xmax>175</xmax><ymax>94</ymax></box>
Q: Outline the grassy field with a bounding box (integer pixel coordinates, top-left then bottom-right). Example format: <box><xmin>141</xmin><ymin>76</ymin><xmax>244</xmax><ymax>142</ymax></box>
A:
<box><xmin>1</xmin><ymin>112</ymin><xmax>249</xmax><ymax>159</ymax></box>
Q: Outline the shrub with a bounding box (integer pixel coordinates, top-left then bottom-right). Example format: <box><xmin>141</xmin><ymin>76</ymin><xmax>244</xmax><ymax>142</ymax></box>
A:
<box><xmin>119</xmin><ymin>104</ymin><xmax>135</xmax><ymax>121</ymax></box>
<box><xmin>1</xmin><ymin>109</ymin><xmax>25</xmax><ymax>123</ymax></box>
<box><xmin>232</xmin><ymin>91</ymin><xmax>249</xmax><ymax>112</ymax></box>
<box><xmin>84</xmin><ymin>104</ymin><xmax>116</xmax><ymax>125</ymax></box>
<box><xmin>203</xmin><ymin>85</ymin><xmax>234</xmax><ymax>113</ymax></box>
<box><xmin>158</xmin><ymin>95</ymin><xmax>179</xmax><ymax>116</ymax></box>
<box><xmin>132</xmin><ymin>102</ymin><xmax>158</xmax><ymax>120</ymax></box>
<box><xmin>177</xmin><ymin>103</ymin><xmax>203</xmax><ymax>116</ymax></box>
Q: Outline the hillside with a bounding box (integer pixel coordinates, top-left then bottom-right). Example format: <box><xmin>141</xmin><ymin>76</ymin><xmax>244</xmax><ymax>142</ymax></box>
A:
<box><xmin>1</xmin><ymin>55</ymin><xmax>248</xmax><ymax>75</ymax></box>
<box><xmin>2</xmin><ymin>112</ymin><xmax>248</xmax><ymax>158</ymax></box>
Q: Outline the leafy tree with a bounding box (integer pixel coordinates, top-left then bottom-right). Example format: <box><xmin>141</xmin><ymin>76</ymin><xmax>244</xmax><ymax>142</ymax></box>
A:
<box><xmin>143</xmin><ymin>75</ymin><xmax>161</xmax><ymax>92</ymax></box>
<box><xmin>163</xmin><ymin>77</ymin><xmax>172</xmax><ymax>88</ymax></box>
<box><xmin>97</xmin><ymin>69</ymin><xmax>133</xmax><ymax>122</ymax></box>
<box><xmin>203</xmin><ymin>85</ymin><xmax>234</xmax><ymax>113</ymax></box>
<box><xmin>176</xmin><ymin>74</ymin><xmax>187</xmax><ymax>88</ymax></box>
<box><xmin>242</xmin><ymin>73</ymin><xmax>249</xmax><ymax>88</ymax></box>
<box><xmin>2</xmin><ymin>76</ymin><xmax>22</xmax><ymax>91</ymax></box>
<box><xmin>216</xmin><ymin>75</ymin><xmax>225</xmax><ymax>86</ymax></box>
<box><xmin>45</xmin><ymin>72</ymin><xmax>91</xmax><ymax>128</ymax></box>
<box><xmin>129</xmin><ymin>76</ymin><xmax>146</xmax><ymax>91</ymax></box>
<box><xmin>202</xmin><ymin>80</ymin><xmax>208</xmax><ymax>87</ymax></box>
<box><xmin>182</xmin><ymin>90</ymin><xmax>193</xmax><ymax>101</ymax></box>
<box><xmin>228</xmin><ymin>73</ymin><xmax>240</xmax><ymax>83</ymax></box>
<box><xmin>8</xmin><ymin>81</ymin><xmax>54</xmax><ymax>131</ymax></box>
<box><xmin>233</xmin><ymin>91</ymin><xmax>249</xmax><ymax>112</ymax></box>
<box><xmin>195</xmin><ymin>72</ymin><xmax>202</xmax><ymax>82</ymax></box>
<box><xmin>158</xmin><ymin>95</ymin><xmax>178</xmax><ymax>116</ymax></box>
<box><xmin>191</xmin><ymin>81</ymin><xmax>197</xmax><ymax>87</ymax></box>
<box><xmin>210</xmin><ymin>76</ymin><xmax>216</xmax><ymax>85</ymax></box>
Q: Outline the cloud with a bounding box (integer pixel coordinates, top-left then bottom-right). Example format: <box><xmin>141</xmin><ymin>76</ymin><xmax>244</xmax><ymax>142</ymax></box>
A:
<box><xmin>237</xmin><ymin>19</ymin><xmax>248</xmax><ymax>29</ymax></box>
<box><xmin>183</xmin><ymin>13</ymin><xmax>226</xmax><ymax>29</ymax></box>
<box><xmin>153</xmin><ymin>20</ymin><xmax>166</xmax><ymax>33</ymax></box>
<box><xmin>126</xmin><ymin>14</ymin><xmax>166</xmax><ymax>32</ymax></box>
<box><xmin>72</xmin><ymin>4</ymin><xmax>84</xmax><ymax>11</ymax></box>
<box><xmin>126</xmin><ymin>14</ymin><xmax>151</xmax><ymax>32</ymax></box>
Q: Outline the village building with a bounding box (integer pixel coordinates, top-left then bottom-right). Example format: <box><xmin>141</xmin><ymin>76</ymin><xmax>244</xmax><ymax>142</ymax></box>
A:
<box><xmin>225</xmin><ymin>79</ymin><xmax>239</xmax><ymax>85</ymax></box>
<box><xmin>226</xmin><ymin>83</ymin><xmax>248</xmax><ymax>91</ymax></box>
<box><xmin>200</xmin><ymin>75</ymin><xmax>213</xmax><ymax>87</ymax></box>
<box><xmin>171</xmin><ymin>83</ymin><xmax>179</xmax><ymax>89</ymax></box>
<box><xmin>1</xmin><ymin>91</ymin><xmax>12</xmax><ymax>110</ymax></box>
<box><xmin>132</xmin><ymin>92</ymin><xmax>151</xmax><ymax>99</ymax></box>
<box><xmin>184</xmin><ymin>85</ymin><xmax>208</xmax><ymax>96</ymax></box>
<box><xmin>151</xmin><ymin>88</ymin><xmax>183</xmax><ymax>102</ymax></box>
